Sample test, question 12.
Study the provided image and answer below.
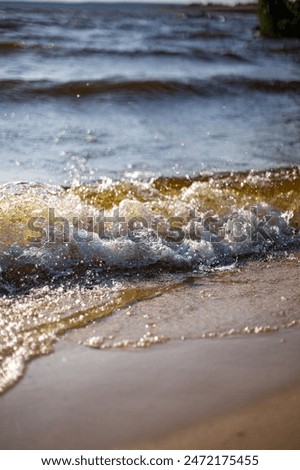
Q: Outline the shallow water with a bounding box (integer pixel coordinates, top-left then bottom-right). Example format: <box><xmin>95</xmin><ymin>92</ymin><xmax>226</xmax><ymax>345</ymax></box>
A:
<box><xmin>0</xmin><ymin>2</ymin><xmax>300</xmax><ymax>393</ymax></box>
<box><xmin>1</xmin><ymin>167</ymin><xmax>300</xmax><ymax>393</ymax></box>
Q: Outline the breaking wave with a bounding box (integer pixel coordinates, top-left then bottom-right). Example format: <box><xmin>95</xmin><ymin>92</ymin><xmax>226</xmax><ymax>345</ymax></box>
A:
<box><xmin>0</xmin><ymin>166</ymin><xmax>299</xmax><ymax>293</ymax></box>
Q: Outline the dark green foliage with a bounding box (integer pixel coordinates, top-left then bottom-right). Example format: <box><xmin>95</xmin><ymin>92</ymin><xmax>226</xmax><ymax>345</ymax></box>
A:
<box><xmin>258</xmin><ymin>0</ymin><xmax>300</xmax><ymax>37</ymax></box>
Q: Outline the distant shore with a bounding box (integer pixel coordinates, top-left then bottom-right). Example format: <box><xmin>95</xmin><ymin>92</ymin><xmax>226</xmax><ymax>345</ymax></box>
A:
<box><xmin>0</xmin><ymin>1</ymin><xmax>258</xmax><ymax>13</ymax></box>
<box><xmin>187</xmin><ymin>3</ymin><xmax>257</xmax><ymax>13</ymax></box>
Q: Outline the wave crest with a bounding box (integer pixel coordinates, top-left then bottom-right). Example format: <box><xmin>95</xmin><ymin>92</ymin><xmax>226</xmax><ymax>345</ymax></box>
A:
<box><xmin>0</xmin><ymin>167</ymin><xmax>299</xmax><ymax>293</ymax></box>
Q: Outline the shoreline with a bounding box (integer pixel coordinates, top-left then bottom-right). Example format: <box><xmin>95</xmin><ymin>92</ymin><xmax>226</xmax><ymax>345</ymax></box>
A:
<box><xmin>1</xmin><ymin>328</ymin><xmax>300</xmax><ymax>449</ymax></box>
<box><xmin>0</xmin><ymin>253</ymin><xmax>300</xmax><ymax>449</ymax></box>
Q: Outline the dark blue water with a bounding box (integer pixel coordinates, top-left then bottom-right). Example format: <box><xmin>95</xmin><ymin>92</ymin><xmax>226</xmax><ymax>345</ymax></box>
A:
<box><xmin>0</xmin><ymin>2</ymin><xmax>299</xmax><ymax>185</ymax></box>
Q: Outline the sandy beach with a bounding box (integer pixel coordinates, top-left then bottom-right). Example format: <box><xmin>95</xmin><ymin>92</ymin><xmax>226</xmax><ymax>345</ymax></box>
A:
<box><xmin>0</xmin><ymin>330</ymin><xmax>299</xmax><ymax>449</ymax></box>
<box><xmin>0</xmin><ymin>254</ymin><xmax>299</xmax><ymax>450</ymax></box>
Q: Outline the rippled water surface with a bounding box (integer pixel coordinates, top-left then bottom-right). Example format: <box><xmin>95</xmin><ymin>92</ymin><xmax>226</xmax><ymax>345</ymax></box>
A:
<box><xmin>0</xmin><ymin>2</ymin><xmax>299</xmax><ymax>182</ymax></box>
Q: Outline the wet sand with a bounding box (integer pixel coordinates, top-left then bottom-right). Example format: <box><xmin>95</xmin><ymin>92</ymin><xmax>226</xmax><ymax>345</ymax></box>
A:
<box><xmin>0</xmin><ymin>254</ymin><xmax>300</xmax><ymax>450</ymax></box>
<box><xmin>65</xmin><ymin>254</ymin><xmax>300</xmax><ymax>348</ymax></box>
<box><xmin>139</xmin><ymin>381</ymin><xmax>300</xmax><ymax>450</ymax></box>
<box><xmin>0</xmin><ymin>328</ymin><xmax>300</xmax><ymax>449</ymax></box>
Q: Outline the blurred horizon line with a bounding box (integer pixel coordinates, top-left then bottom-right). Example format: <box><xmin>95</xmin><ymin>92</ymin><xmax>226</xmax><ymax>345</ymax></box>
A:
<box><xmin>0</xmin><ymin>0</ymin><xmax>258</xmax><ymax>6</ymax></box>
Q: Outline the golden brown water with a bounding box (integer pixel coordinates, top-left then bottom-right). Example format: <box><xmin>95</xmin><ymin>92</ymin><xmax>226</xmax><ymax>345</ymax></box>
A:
<box><xmin>73</xmin><ymin>166</ymin><xmax>300</xmax><ymax>222</ymax></box>
<box><xmin>0</xmin><ymin>166</ymin><xmax>299</xmax><ymax>394</ymax></box>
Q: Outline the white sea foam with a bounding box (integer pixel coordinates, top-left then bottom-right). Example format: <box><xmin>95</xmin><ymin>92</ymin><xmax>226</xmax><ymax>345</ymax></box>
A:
<box><xmin>0</xmin><ymin>180</ymin><xmax>298</xmax><ymax>292</ymax></box>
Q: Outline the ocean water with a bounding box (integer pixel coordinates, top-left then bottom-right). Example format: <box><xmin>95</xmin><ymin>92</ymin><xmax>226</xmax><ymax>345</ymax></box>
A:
<box><xmin>0</xmin><ymin>2</ymin><xmax>300</xmax><ymax>393</ymax></box>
